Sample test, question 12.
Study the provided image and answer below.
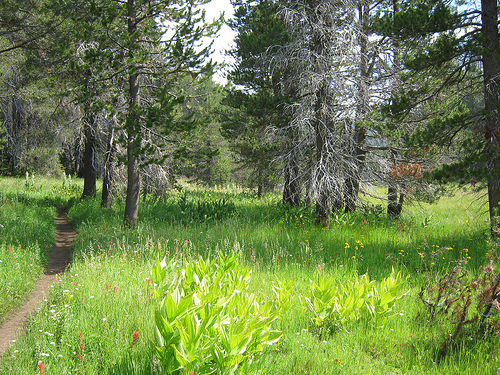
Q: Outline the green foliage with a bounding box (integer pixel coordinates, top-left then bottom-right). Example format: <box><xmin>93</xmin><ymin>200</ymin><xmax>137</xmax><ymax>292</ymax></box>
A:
<box><xmin>372</xmin><ymin>0</ymin><xmax>492</xmax><ymax>191</ymax></box>
<box><xmin>418</xmin><ymin>254</ymin><xmax>500</xmax><ymax>358</ymax></box>
<box><xmin>152</xmin><ymin>253</ymin><xmax>284</xmax><ymax>374</ymax></box>
<box><xmin>0</xmin><ymin>177</ymin><xmax>82</xmax><ymax>322</ymax></box>
<box><xmin>2</xmin><ymin>181</ymin><xmax>500</xmax><ymax>374</ymax></box>
<box><xmin>371</xmin><ymin>0</ymin><xmax>461</xmax><ymax>39</ymax></box>
<box><xmin>18</xmin><ymin>147</ymin><xmax>63</xmax><ymax>177</ymax></box>
<box><xmin>176</xmin><ymin>191</ymin><xmax>236</xmax><ymax>224</ymax></box>
<box><xmin>221</xmin><ymin>0</ymin><xmax>292</xmax><ymax>193</ymax></box>
<box><xmin>302</xmin><ymin>268</ymin><xmax>409</xmax><ymax>332</ymax></box>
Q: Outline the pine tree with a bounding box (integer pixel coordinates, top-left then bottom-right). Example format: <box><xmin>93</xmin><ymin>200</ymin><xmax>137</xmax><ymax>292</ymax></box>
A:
<box><xmin>224</xmin><ymin>0</ymin><xmax>292</xmax><ymax>199</ymax></box>
<box><xmin>374</xmin><ymin>0</ymin><xmax>500</xmax><ymax>227</ymax></box>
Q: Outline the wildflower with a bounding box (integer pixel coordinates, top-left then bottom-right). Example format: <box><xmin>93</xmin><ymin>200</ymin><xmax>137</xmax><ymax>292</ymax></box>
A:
<box><xmin>113</xmin><ymin>286</ymin><xmax>117</xmax><ymax>292</ymax></box>
<box><xmin>78</xmin><ymin>354</ymin><xmax>82</xmax><ymax>360</ymax></box>
<box><xmin>106</xmin><ymin>283</ymin><xmax>109</xmax><ymax>291</ymax></box>
<box><xmin>189</xmin><ymin>372</ymin><xmax>195</xmax><ymax>375</ymax></box>
<box><xmin>129</xmin><ymin>330</ymin><xmax>139</xmax><ymax>348</ymax></box>
<box><xmin>38</xmin><ymin>361</ymin><xmax>44</xmax><ymax>375</ymax></box>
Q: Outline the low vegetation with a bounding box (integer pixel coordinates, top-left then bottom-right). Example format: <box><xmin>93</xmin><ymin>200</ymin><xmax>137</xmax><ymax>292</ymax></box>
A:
<box><xmin>0</xmin><ymin>175</ymin><xmax>80</xmax><ymax>323</ymax></box>
<box><xmin>1</xmin><ymin>177</ymin><xmax>499</xmax><ymax>374</ymax></box>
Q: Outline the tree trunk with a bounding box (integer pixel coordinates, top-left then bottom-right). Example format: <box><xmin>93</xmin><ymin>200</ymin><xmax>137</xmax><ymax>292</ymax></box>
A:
<box><xmin>344</xmin><ymin>177</ymin><xmax>357</xmax><ymax>213</ymax></box>
<box><xmin>488</xmin><ymin>174</ymin><xmax>500</xmax><ymax>229</ymax></box>
<box><xmin>282</xmin><ymin>151</ymin><xmax>301</xmax><ymax>206</ymax></box>
<box><xmin>81</xmin><ymin>105</ymin><xmax>97</xmax><ymax>199</ymax></box>
<box><xmin>345</xmin><ymin>1</ymin><xmax>370</xmax><ymax>213</ymax></box>
<box><xmin>345</xmin><ymin>126</ymin><xmax>367</xmax><ymax>213</ymax></box>
<box><xmin>331</xmin><ymin>192</ymin><xmax>343</xmax><ymax>214</ymax></box>
<box><xmin>123</xmin><ymin>0</ymin><xmax>141</xmax><ymax>228</ymax></box>
<box><xmin>316</xmin><ymin>189</ymin><xmax>330</xmax><ymax>227</ymax></box>
<box><xmin>388</xmin><ymin>149</ymin><xmax>403</xmax><ymax>218</ymax></box>
<box><xmin>101</xmin><ymin>127</ymin><xmax>116</xmax><ymax>209</ymax></box>
<box><xmin>387</xmin><ymin>184</ymin><xmax>399</xmax><ymax>217</ymax></box>
<box><xmin>388</xmin><ymin>185</ymin><xmax>405</xmax><ymax>218</ymax></box>
<box><xmin>481</xmin><ymin>0</ymin><xmax>500</xmax><ymax>229</ymax></box>
<box><xmin>314</xmin><ymin>82</ymin><xmax>330</xmax><ymax>227</ymax></box>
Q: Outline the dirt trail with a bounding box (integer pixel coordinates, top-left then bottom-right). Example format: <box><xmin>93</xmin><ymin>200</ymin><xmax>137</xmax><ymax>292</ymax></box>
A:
<box><xmin>0</xmin><ymin>207</ymin><xmax>75</xmax><ymax>358</ymax></box>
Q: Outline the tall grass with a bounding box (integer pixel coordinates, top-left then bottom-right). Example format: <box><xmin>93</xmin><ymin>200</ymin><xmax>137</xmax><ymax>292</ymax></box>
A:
<box><xmin>1</xmin><ymin>179</ymin><xmax>498</xmax><ymax>374</ymax></box>
<box><xmin>0</xmin><ymin>176</ymin><xmax>82</xmax><ymax>323</ymax></box>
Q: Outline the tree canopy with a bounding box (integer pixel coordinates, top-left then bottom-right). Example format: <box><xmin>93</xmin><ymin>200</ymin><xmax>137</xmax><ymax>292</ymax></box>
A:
<box><xmin>1</xmin><ymin>0</ymin><xmax>499</xmax><ymax>228</ymax></box>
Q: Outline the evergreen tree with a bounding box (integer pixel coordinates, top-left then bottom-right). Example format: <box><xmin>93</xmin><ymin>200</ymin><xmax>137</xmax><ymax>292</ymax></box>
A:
<box><xmin>224</xmin><ymin>0</ymin><xmax>296</xmax><ymax>199</ymax></box>
<box><xmin>46</xmin><ymin>0</ymin><xmax>220</xmax><ymax>227</ymax></box>
<box><xmin>374</xmin><ymin>0</ymin><xmax>500</xmax><ymax>227</ymax></box>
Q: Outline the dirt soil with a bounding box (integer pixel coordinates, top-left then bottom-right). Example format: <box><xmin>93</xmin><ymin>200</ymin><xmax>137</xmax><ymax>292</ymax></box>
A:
<box><xmin>0</xmin><ymin>207</ymin><xmax>75</xmax><ymax>359</ymax></box>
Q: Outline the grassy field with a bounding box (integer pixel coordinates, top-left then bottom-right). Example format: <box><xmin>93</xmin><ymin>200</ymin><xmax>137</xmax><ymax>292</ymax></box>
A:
<box><xmin>0</xmin><ymin>175</ymin><xmax>81</xmax><ymax>324</ymax></box>
<box><xmin>0</xmin><ymin>177</ymin><xmax>499</xmax><ymax>374</ymax></box>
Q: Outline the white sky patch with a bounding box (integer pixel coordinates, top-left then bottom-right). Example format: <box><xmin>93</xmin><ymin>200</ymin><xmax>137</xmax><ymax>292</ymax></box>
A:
<box><xmin>200</xmin><ymin>0</ymin><xmax>236</xmax><ymax>84</ymax></box>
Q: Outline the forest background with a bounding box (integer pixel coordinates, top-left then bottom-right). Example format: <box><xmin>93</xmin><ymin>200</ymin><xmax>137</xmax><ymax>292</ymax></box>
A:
<box><xmin>1</xmin><ymin>0</ymin><xmax>498</xmax><ymax>229</ymax></box>
<box><xmin>2</xmin><ymin>1</ymin><xmax>500</xmax><ymax>374</ymax></box>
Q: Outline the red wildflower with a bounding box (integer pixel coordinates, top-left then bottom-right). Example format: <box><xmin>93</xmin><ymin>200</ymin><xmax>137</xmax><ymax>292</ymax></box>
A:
<box><xmin>113</xmin><ymin>286</ymin><xmax>117</xmax><ymax>292</ymax></box>
<box><xmin>79</xmin><ymin>332</ymin><xmax>83</xmax><ymax>343</ymax></box>
<box><xmin>106</xmin><ymin>283</ymin><xmax>109</xmax><ymax>291</ymax></box>
<box><xmin>38</xmin><ymin>361</ymin><xmax>45</xmax><ymax>375</ymax></box>
<box><xmin>129</xmin><ymin>330</ymin><xmax>139</xmax><ymax>347</ymax></box>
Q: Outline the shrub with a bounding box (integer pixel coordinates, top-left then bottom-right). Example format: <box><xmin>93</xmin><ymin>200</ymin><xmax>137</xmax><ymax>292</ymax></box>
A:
<box><xmin>176</xmin><ymin>192</ymin><xmax>236</xmax><ymax>224</ymax></box>
<box><xmin>419</xmin><ymin>253</ymin><xmax>500</xmax><ymax>357</ymax></box>
<box><xmin>301</xmin><ymin>268</ymin><xmax>409</xmax><ymax>332</ymax></box>
<box><xmin>152</xmin><ymin>252</ymin><xmax>284</xmax><ymax>374</ymax></box>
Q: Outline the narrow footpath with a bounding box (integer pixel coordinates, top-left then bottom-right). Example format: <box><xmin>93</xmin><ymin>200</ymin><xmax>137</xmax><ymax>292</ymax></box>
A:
<box><xmin>0</xmin><ymin>207</ymin><xmax>75</xmax><ymax>358</ymax></box>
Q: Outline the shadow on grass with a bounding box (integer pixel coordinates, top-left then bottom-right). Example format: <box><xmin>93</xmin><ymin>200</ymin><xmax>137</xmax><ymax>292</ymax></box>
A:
<box><xmin>67</xmin><ymin>190</ymin><xmax>494</xmax><ymax>281</ymax></box>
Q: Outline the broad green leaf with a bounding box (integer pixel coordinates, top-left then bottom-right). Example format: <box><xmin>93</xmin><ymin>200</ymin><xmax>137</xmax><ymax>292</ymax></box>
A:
<box><xmin>155</xmin><ymin>311</ymin><xmax>174</xmax><ymax>343</ymax></box>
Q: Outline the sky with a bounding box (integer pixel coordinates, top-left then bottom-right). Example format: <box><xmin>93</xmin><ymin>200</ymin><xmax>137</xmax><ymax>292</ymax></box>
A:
<box><xmin>200</xmin><ymin>0</ymin><xmax>236</xmax><ymax>83</ymax></box>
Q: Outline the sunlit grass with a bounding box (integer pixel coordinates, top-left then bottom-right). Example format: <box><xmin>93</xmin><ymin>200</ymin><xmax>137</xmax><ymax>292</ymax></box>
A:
<box><xmin>0</xmin><ymin>176</ymin><xmax>82</xmax><ymax>323</ymax></box>
<box><xmin>1</xmin><ymin>178</ymin><xmax>499</xmax><ymax>374</ymax></box>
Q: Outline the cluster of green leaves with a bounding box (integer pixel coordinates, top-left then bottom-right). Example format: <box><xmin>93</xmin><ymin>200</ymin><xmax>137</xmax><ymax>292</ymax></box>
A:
<box><xmin>176</xmin><ymin>191</ymin><xmax>236</xmax><ymax>224</ymax></box>
<box><xmin>301</xmin><ymin>268</ymin><xmax>409</xmax><ymax>332</ymax></box>
<box><xmin>152</xmin><ymin>253</ymin><xmax>284</xmax><ymax>374</ymax></box>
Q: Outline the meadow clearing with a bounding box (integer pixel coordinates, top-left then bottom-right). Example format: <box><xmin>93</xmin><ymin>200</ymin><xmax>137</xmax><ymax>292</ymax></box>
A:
<box><xmin>0</xmin><ymin>176</ymin><xmax>499</xmax><ymax>374</ymax></box>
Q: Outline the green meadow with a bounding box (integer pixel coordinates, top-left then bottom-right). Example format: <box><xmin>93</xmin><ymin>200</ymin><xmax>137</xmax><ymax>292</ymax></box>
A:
<box><xmin>0</xmin><ymin>176</ymin><xmax>499</xmax><ymax>374</ymax></box>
